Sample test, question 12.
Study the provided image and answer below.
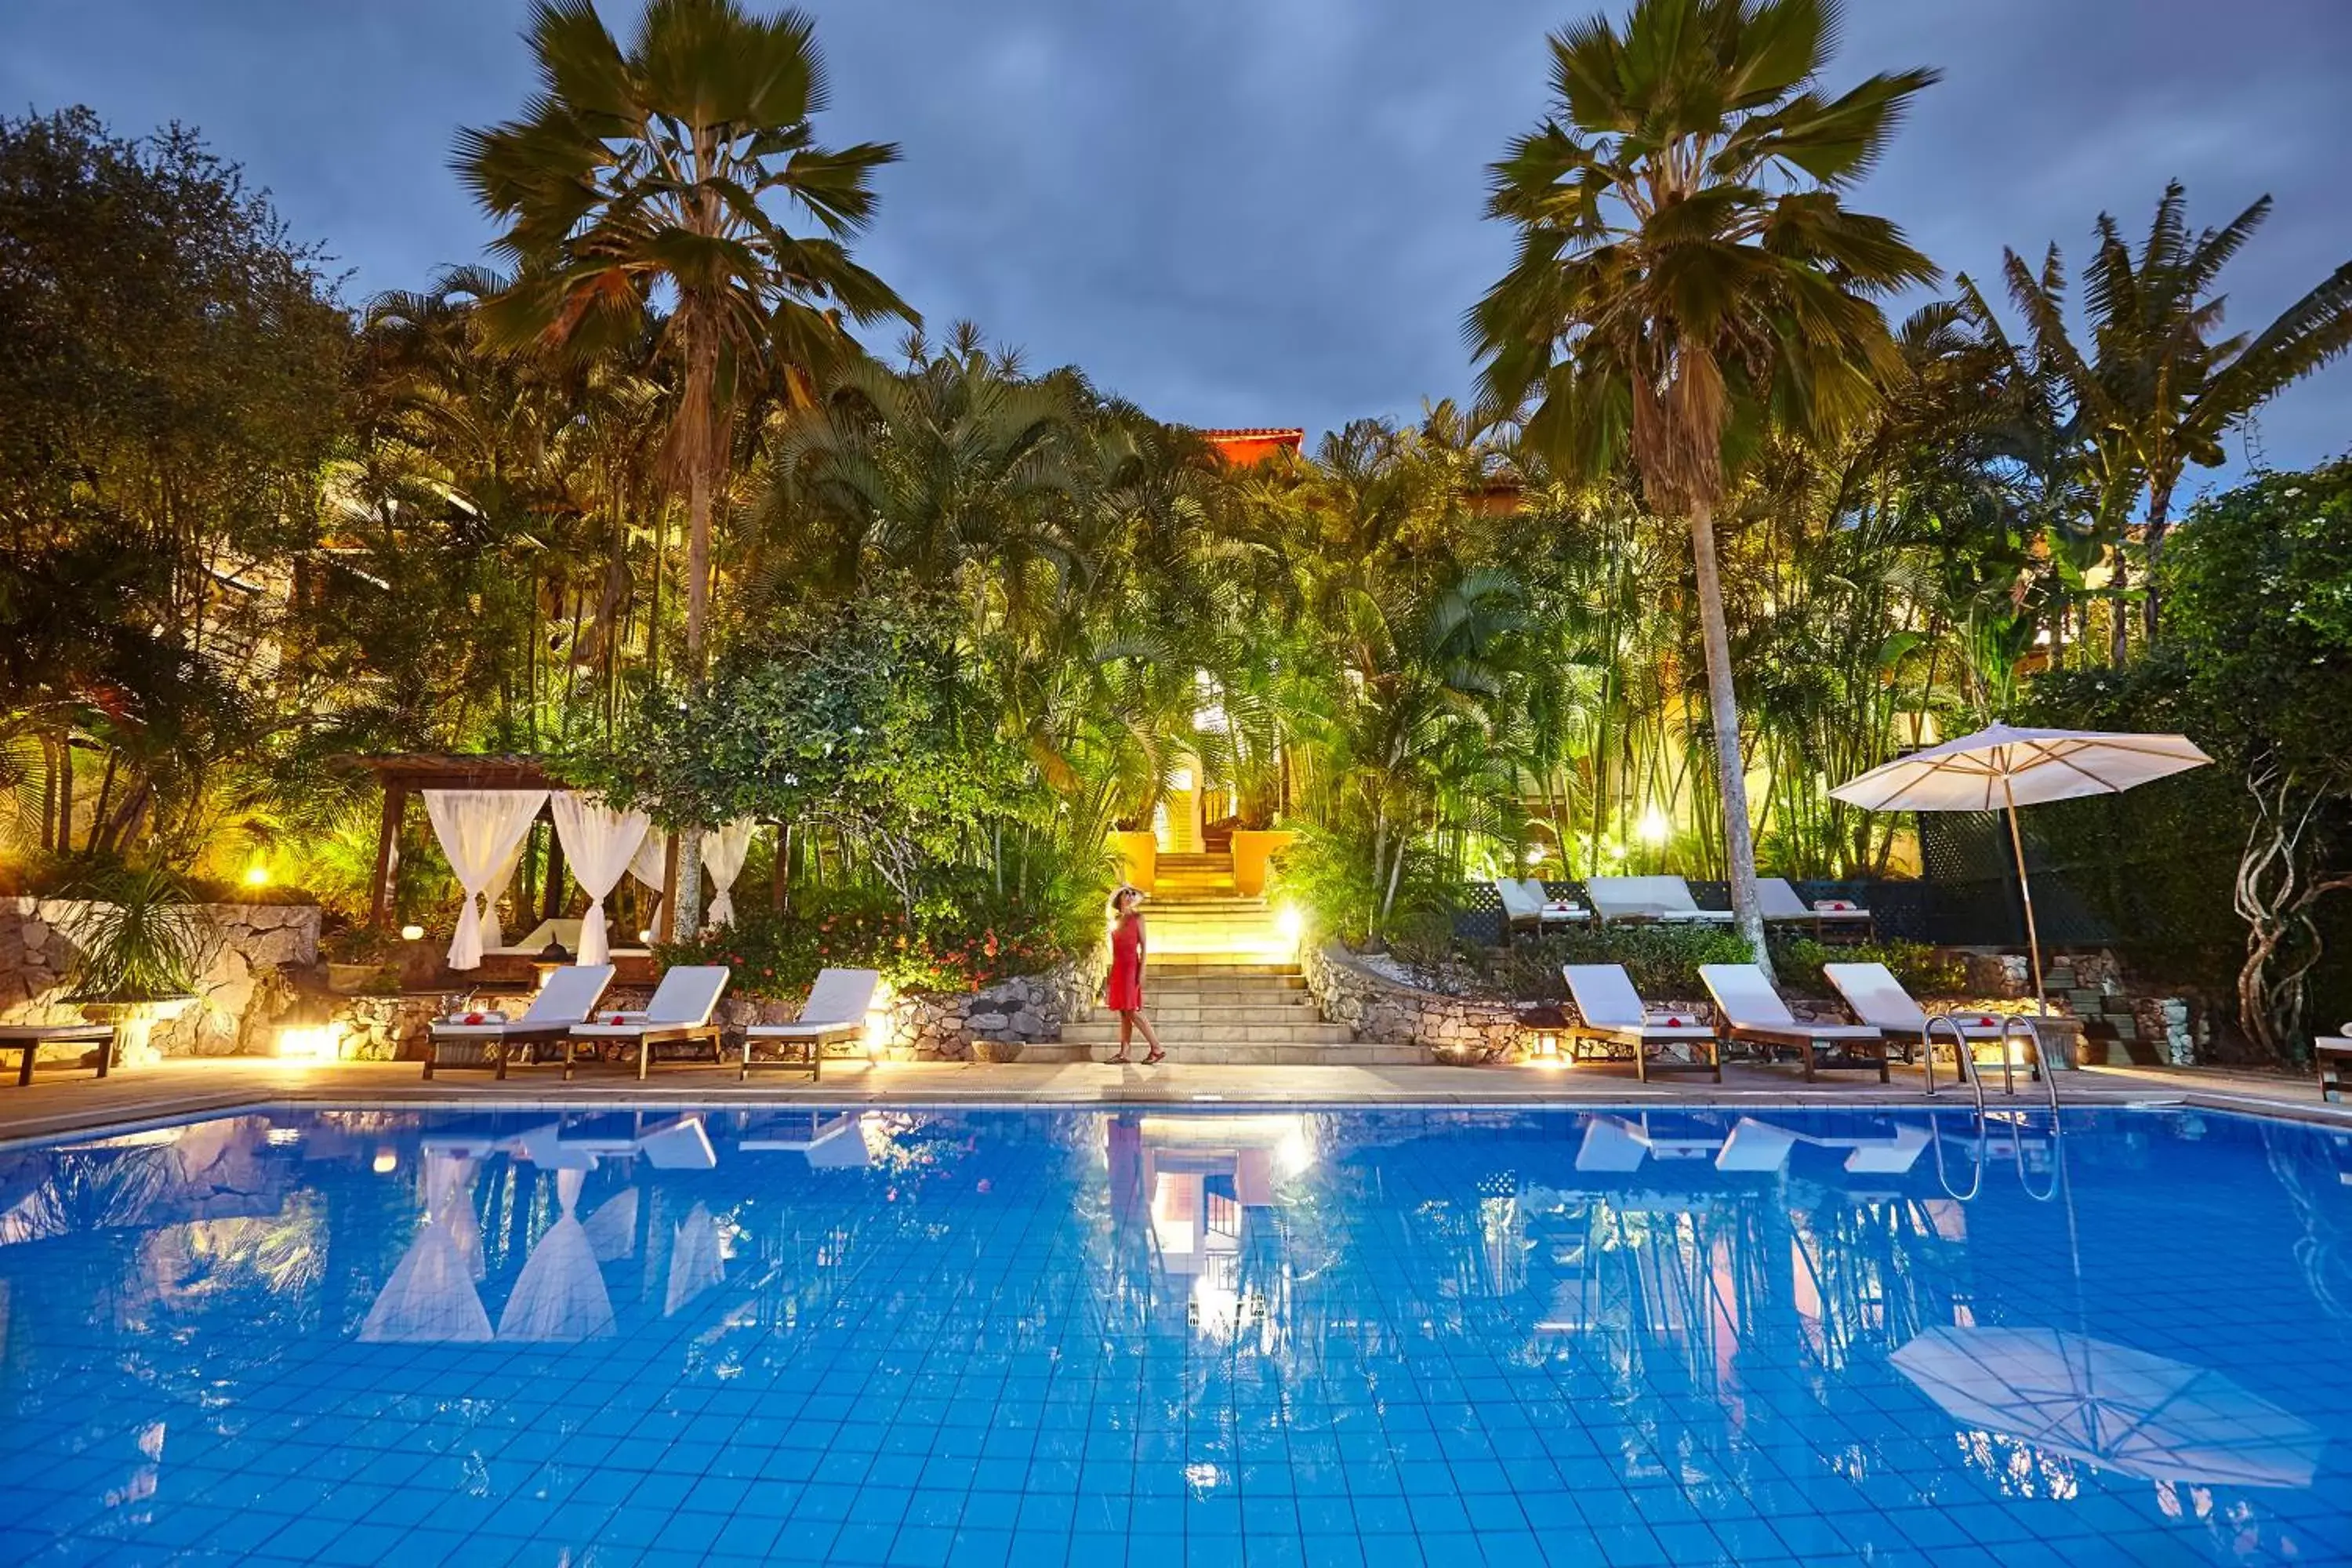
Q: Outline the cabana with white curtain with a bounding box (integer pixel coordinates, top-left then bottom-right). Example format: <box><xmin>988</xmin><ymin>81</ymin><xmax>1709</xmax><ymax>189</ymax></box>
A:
<box><xmin>340</xmin><ymin>754</ymin><xmax>768</xmax><ymax>970</ymax></box>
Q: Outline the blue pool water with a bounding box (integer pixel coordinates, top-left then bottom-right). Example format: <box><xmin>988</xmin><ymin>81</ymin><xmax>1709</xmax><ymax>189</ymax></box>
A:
<box><xmin>2</xmin><ymin>1104</ymin><xmax>2350</xmax><ymax>1566</ymax></box>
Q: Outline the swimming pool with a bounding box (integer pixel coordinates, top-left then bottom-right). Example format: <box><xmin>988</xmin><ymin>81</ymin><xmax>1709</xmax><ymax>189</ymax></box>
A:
<box><xmin>1</xmin><ymin>1103</ymin><xmax>2347</xmax><ymax>1566</ymax></box>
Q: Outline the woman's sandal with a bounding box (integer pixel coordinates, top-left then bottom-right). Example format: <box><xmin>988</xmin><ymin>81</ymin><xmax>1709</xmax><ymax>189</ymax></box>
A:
<box><xmin>1144</xmin><ymin>1049</ymin><xmax>1166</xmax><ymax>1065</ymax></box>
<box><xmin>1107</xmin><ymin>1054</ymin><xmax>1131</xmax><ymax>1065</ymax></box>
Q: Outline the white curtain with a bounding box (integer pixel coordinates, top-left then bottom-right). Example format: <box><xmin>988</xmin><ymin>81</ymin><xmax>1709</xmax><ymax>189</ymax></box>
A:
<box><xmin>551</xmin><ymin>793</ymin><xmax>650</xmax><ymax>966</ymax></box>
<box><xmin>702</xmin><ymin>819</ymin><xmax>758</xmax><ymax>929</ymax></box>
<box><xmin>423</xmin><ymin>789</ymin><xmax>549</xmax><ymax>970</ymax></box>
<box><xmin>484</xmin><ymin>835</ymin><xmax>531</xmax><ymax>953</ymax></box>
<box><xmin>627</xmin><ymin>830</ymin><xmax>670</xmax><ymax>939</ymax></box>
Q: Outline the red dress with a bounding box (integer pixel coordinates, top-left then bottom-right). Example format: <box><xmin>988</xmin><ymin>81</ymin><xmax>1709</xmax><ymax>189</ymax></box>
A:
<box><xmin>1105</xmin><ymin>913</ymin><xmax>1145</xmax><ymax>1011</ymax></box>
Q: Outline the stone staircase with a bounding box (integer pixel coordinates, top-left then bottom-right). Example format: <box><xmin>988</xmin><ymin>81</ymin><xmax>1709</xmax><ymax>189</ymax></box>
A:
<box><xmin>1028</xmin><ymin>854</ymin><xmax>1426</xmax><ymax>1065</ymax></box>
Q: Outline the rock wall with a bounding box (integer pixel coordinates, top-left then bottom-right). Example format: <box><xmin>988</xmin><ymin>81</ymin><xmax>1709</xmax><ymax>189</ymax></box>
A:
<box><xmin>354</xmin><ymin>956</ymin><xmax>1107</xmax><ymax>1065</ymax></box>
<box><xmin>0</xmin><ymin>900</ymin><xmax>321</xmax><ymax>1056</ymax></box>
<box><xmin>1301</xmin><ymin>942</ymin><xmax>1500</xmax><ymax>1063</ymax></box>
<box><xmin>893</xmin><ymin>961</ymin><xmax>1099</xmax><ymax>1062</ymax></box>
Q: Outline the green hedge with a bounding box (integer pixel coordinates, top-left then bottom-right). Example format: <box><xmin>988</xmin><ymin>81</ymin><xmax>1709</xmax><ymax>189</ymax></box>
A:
<box><xmin>1385</xmin><ymin>921</ymin><xmax>1965</xmax><ymax>1004</ymax></box>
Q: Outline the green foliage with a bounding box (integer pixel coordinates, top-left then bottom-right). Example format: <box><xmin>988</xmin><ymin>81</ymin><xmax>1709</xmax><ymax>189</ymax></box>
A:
<box><xmin>655</xmin><ymin>879</ymin><xmax>1093</xmax><ymax>1002</ymax></box>
<box><xmin>2031</xmin><ymin>463</ymin><xmax>2352</xmax><ymax>1056</ymax></box>
<box><xmin>1765</xmin><ymin>936</ymin><xmax>1966</xmax><ymax>1000</ymax></box>
<box><xmin>1459</xmin><ymin>924</ymin><xmax>1755</xmax><ymax>1004</ymax></box>
<box><xmin>572</xmin><ymin>590</ymin><xmax>1032</xmax><ymax>918</ymax></box>
<box><xmin>60</xmin><ymin>868</ymin><xmax>212</xmax><ymax>1002</ymax></box>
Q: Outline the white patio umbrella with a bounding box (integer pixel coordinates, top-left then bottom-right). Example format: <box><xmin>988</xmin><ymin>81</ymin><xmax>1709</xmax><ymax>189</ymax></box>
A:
<box><xmin>1893</xmin><ymin>1326</ymin><xmax>2321</xmax><ymax>1489</ymax></box>
<box><xmin>1830</xmin><ymin>724</ymin><xmax>2210</xmax><ymax>1012</ymax></box>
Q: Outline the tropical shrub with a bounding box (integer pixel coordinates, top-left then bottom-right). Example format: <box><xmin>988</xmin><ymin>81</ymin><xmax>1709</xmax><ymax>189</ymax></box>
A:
<box><xmin>1764</xmin><ymin>937</ymin><xmax>1966</xmax><ymax>1000</ymax></box>
<box><xmin>60</xmin><ymin>868</ymin><xmax>213</xmax><ymax>1002</ymax></box>
<box><xmin>655</xmin><ymin>880</ymin><xmax>1097</xmax><ymax>1003</ymax></box>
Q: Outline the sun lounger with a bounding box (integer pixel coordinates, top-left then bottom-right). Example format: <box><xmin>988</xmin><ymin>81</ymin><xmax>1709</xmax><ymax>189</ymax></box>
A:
<box><xmin>1822</xmin><ymin>962</ymin><xmax>2025</xmax><ymax>1073</ymax></box>
<box><xmin>1560</xmin><ymin>964</ymin><xmax>1721</xmax><ymax>1081</ymax></box>
<box><xmin>1759</xmin><ymin>879</ymin><xmax>1875</xmax><ymax>942</ymax></box>
<box><xmin>424</xmin><ymin>964</ymin><xmax>615</xmax><ymax>1080</ymax></box>
<box><xmin>0</xmin><ymin>1022</ymin><xmax>118</xmax><ymax>1086</ymax></box>
<box><xmin>2320</xmin><ymin>1027</ymin><xmax>2351</xmax><ymax>1103</ymax></box>
<box><xmin>739</xmin><ymin>967</ymin><xmax>880</xmax><ymax>1080</ymax></box>
<box><xmin>1584</xmin><ymin>876</ymin><xmax>1735</xmax><ymax>926</ymax></box>
<box><xmin>1700</xmin><ymin>963</ymin><xmax>1889</xmax><ymax>1082</ymax></box>
<box><xmin>1495</xmin><ymin>878</ymin><xmax>1590</xmax><ymax>935</ymax></box>
<box><xmin>564</xmin><ymin>965</ymin><xmax>730</xmax><ymax>1080</ymax></box>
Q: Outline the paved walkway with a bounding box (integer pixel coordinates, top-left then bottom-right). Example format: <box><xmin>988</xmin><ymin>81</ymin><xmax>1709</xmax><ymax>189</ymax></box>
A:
<box><xmin>1</xmin><ymin>1052</ymin><xmax>2344</xmax><ymax>1147</ymax></box>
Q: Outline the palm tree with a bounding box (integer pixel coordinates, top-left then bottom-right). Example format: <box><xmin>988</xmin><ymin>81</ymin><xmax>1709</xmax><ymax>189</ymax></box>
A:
<box><xmin>1982</xmin><ymin>181</ymin><xmax>2352</xmax><ymax>644</ymax></box>
<box><xmin>456</xmin><ymin>0</ymin><xmax>916</xmax><ymax>933</ymax></box>
<box><xmin>1469</xmin><ymin>0</ymin><xmax>1939</xmax><ymax>966</ymax></box>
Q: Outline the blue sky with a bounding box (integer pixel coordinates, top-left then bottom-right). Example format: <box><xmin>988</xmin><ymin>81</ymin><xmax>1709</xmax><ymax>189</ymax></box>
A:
<box><xmin>6</xmin><ymin>0</ymin><xmax>2348</xmax><ymax>488</ymax></box>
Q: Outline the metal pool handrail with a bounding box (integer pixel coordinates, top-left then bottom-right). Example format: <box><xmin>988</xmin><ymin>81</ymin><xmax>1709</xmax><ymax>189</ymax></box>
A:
<box><xmin>1926</xmin><ymin>1013</ymin><xmax>2063</xmax><ymax>1202</ymax></box>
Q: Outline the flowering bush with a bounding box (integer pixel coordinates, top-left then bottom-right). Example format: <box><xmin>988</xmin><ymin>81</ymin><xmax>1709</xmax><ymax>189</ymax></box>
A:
<box><xmin>655</xmin><ymin>881</ymin><xmax>1094</xmax><ymax>1001</ymax></box>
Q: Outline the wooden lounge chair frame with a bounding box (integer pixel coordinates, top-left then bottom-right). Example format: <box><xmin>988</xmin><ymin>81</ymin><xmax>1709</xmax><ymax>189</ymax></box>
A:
<box><xmin>423</xmin><ymin>964</ymin><xmax>615</xmax><ymax>1081</ymax></box>
<box><xmin>1700</xmin><ymin>964</ymin><xmax>1890</xmax><ymax>1083</ymax></box>
<box><xmin>2321</xmin><ymin>1031</ymin><xmax>2351</xmax><ymax>1104</ymax></box>
<box><xmin>564</xmin><ymin>965</ymin><xmax>731</xmax><ymax>1081</ymax></box>
<box><xmin>0</xmin><ymin>1022</ymin><xmax>118</xmax><ymax>1087</ymax></box>
<box><xmin>741</xmin><ymin>968</ymin><xmax>881</xmax><ymax>1081</ymax></box>
<box><xmin>1560</xmin><ymin>964</ymin><xmax>1722</xmax><ymax>1083</ymax></box>
<box><xmin>1821</xmin><ymin>961</ymin><xmax>2029</xmax><ymax>1076</ymax></box>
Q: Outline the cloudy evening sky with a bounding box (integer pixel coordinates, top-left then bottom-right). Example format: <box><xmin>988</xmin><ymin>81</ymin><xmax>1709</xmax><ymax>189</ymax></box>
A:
<box><xmin>5</xmin><ymin>0</ymin><xmax>2348</xmax><ymax>484</ymax></box>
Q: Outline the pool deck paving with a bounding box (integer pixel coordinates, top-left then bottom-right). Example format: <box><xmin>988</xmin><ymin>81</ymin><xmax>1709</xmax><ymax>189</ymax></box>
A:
<box><xmin>2</xmin><ymin>1051</ymin><xmax>2347</xmax><ymax>1147</ymax></box>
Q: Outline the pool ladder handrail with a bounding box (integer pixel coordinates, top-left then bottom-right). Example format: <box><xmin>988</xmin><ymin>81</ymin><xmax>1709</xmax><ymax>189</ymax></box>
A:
<box><xmin>1924</xmin><ymin>1013</ymin><xmax>2063</xmax><ymax>1202</ymax></box>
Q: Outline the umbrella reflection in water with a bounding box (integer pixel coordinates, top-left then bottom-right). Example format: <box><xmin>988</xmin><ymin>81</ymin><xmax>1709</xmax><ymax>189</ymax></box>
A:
<box><xmin>1893</xmin><ymin>1326</ymin><xmax>2322</xmax><ymax>1490</ymax></box>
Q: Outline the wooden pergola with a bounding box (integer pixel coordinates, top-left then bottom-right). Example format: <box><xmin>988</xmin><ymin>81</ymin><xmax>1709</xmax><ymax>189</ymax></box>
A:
<box><xmin>339</xmin><ymin>753</ymin><xmax>677</xmax><ymax>935</ymax></box>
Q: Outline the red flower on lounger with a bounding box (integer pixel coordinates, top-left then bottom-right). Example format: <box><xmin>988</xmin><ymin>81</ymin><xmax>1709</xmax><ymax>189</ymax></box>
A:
<box><xmin>464</xmin><ymin>1012</ymin><xmax>485</xmax><ymax>1025</ymax></box>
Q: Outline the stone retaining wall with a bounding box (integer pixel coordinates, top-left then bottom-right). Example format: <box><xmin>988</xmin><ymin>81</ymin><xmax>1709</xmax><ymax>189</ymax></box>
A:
<box><xmin>1301</xmin><ymin>942</ymin><xmax>1500</xmax><ymax>1063</ymax></box>
<box><xmin>0</xmin><ymin>899</ymin><xmax>321</xmax><ymax>1056</ymax></box>
<box><xmin>344</xmin><ymin>956</ymin><xmax>1105</xmax><ymax>1063</ymax></box>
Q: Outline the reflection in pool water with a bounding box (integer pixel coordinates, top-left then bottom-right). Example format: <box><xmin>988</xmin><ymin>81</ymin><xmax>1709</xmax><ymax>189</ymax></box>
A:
<box><xmin>0</xmin><ymin>1105</ymin><xmax>2348</xmax><ymax>1564</ymax></box>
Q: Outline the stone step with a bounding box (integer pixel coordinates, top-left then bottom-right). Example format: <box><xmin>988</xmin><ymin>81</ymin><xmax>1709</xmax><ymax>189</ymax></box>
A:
<box><xmin>1142</xmin><ymin>975</ymin><xmax>1308</xmax><ymax>995</ymax></box>
<box><xmin>1145</xmin><ymin>955</ymin><xmax>1300</xmax><ymax>972</ymax></box>
<box><xmin>1099</xmin><ymin>1003</ymin><xmax>1318</xmax><ymax>1025</ymax></box>
<box><xmin>1062</xmin><ymin>1021</ymin><xmax>1355</xmax><ymax>1045</ymax></box>
<box><xmin>1000</xmin><ymin>1041</ymin><xmax>1430</xmax><ymax>1067</ymax></box>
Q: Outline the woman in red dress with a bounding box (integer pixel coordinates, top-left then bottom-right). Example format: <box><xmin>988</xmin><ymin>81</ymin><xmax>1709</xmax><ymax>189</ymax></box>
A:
<box><xmin>1104</xmin><ymin>887</ymin><xmax>1165</xmax><ymax>1064</ymax></box>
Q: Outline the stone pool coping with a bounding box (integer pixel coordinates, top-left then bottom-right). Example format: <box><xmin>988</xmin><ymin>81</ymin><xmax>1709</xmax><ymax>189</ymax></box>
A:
<box><xmin>1</xmin><ymin>1055</ymin><xmax>2346</xmax><ymax>1150</ymax></box>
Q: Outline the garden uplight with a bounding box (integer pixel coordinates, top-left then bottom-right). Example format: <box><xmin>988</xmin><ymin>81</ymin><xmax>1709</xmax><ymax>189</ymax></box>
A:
<box><xmin>1636</xmin><ymin>804</ymin><xmax>1671</xmax><ymax>846</ymax></box>
<box><xmin>275</xmin><ymin>1024</ymin><xmax>339</xmax><ymax>1062</ymax></box>
<box><xmin>399</xmin><ymin>924</ymin><xmax>424</xmax><ymax>942</ymax></box>
<box><xmin>243</xmin><ymin>860</ymin><xmax>271</xmax><ymax>887</ymax></box>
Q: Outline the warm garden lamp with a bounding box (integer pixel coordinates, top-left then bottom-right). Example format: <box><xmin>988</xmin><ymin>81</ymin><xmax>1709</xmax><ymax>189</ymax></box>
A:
<box><xmin>1829</xmin><ymin>723</ymin><xmax>2209</xmax><ymax>1014</ymax></box>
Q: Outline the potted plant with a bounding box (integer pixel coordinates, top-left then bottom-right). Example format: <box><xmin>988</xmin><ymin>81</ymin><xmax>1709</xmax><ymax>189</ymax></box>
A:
<box><xmin>62</xmin><ymin>867</ymin><xmax>212</xmax><ymax>1065</ymax></box>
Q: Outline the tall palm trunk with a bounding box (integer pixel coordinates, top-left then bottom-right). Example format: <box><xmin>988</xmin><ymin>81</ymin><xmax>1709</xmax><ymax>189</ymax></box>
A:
<box><xmin>2140</xmin><ymin>476</ymin><xmax>2176</xmax><ymax>644</ymax></box>
<box><xmin>1688</xmin><ymin>499</ymin><xmax>1769</xmax><ymax>971</ymax></box>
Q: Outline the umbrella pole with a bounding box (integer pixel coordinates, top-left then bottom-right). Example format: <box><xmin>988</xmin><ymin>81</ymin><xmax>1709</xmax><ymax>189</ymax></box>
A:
<box><xmin>2002</xmin><ymin>779</ymin><xmax>2048</xmax><ymax>1017</ymax></box>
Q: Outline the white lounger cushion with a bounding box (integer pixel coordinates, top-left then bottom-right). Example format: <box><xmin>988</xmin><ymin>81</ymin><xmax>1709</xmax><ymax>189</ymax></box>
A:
<box><xmin>1496</xmin><ymin>879</ymin><xmax>1544</xmax><ymax>920</ymax></box>
<box><xmin>570</xmin><ymin>965</ymin><xmax>728</xmax><ymax>1035</ymax></box>
<box><xmin>431</xmin><ymin>964</ymin><xmax>615</xmax><ymax>1035</ymax></box>
<box><xmin>1758</xmin><ymin>878</ymin><xmax>1875</xmax><ymax>921</ymax></box>
<box><xmin>746</xmin><ymin>968</ymin><xmax>880</xmax><ymax>1039</ymax></box>
<box><xmin>1824</xmin><ymin>962</ymin><xmax>2010</xmax><ymax>1038</ymax></box>
<box><xmin>1563</xmin><ymin>965</ymin><xmax>1715</xmax><ymax>1040</ymax></box>
<box><xmin>1587</xmin><ymin>877</ymin><xmax>1733</xmax><ymax>923</ymax></box>
<box><xmin>1700</xmin><ymin>964</ymin><xmax>1882</xmax><ymax>1040</ymax></box>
